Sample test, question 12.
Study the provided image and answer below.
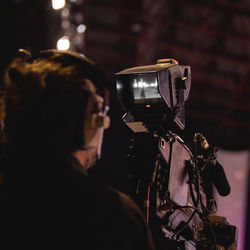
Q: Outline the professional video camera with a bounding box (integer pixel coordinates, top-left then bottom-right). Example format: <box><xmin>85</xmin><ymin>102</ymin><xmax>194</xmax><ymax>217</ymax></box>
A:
<box><xmin>115</xmin><ymin>59</ymin><xmax>238</xmax><ymax>250</ymax></box>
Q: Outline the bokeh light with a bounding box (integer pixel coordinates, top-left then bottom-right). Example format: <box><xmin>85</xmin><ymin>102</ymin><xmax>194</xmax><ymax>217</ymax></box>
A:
<box><xmin>52</xmin><ymin>0</ymin><xmax>65</xmax><ymax>10</ymax></box>
<box><xmin>77</xmin><ymin>24</ymin><xmax>86</xmax><ymax>34</ymax></box>
<box><xmin>57</xmin><ymin>36</ymin><xmax>70</xmax><ymax>50</ymax></box>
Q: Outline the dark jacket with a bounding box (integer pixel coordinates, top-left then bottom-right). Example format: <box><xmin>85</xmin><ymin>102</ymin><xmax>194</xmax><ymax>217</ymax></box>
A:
<box><xmin>2</xmin><ymin>152</ymin><xmax>155</xmax><ymax>250</ymax></box>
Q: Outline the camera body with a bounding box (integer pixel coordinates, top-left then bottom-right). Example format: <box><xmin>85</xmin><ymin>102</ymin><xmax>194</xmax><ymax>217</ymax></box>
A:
<box><xmin>115</xmin><ymin>59</ymin><xmax>237</xmax><ymax>250</ymax></box>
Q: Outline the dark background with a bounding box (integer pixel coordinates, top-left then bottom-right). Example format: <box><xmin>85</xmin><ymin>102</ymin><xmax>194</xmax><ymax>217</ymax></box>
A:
<box><xmin>2</xmin><ymin>0</ymin><xmax>250</xmax><ymax>191</ymax></box>
<box><xmin>1</xmin><ymin>0</ymin><xmax>250</xmax><ymax>149</ymax></box>
<box><xmin>0</xmin><ymin>0</ymin><xmax>250</xmax><ymax>247</ymax></box>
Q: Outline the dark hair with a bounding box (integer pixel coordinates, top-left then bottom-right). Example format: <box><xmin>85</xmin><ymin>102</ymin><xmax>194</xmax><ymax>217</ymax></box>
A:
<box><xmin>0</xmin><ymin>49</ymin><xmax>109</xmax><ymax>154</ymax></box>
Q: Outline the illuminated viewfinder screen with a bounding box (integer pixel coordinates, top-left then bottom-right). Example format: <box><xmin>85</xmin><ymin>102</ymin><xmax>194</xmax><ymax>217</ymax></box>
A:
<box><xmin>132</xmin><ymin>73</ymin><xmax>161</xmax><ymax>101</ymax></box>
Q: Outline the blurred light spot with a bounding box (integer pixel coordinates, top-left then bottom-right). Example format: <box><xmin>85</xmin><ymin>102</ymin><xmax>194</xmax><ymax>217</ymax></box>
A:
<box><xmin>131</xmin><ymin>23</ymin><xmax>143</xmax><ymax>32</ymax></box>
<box><xmin>74</xmin><ymin>13</ymin><xmax>84</xmax><ymax>24</ymax></box>
<box><xmin>77</xmin><ymin>24</ymin><xmax>86</xmax><ymax>34</ymax></box>
<box><xmin>52</xmin><ymin>0</ymin><xmax>65</xmax><ymax>10</ymax></box>
<box><xmin>61</xmin><ymin>20</ymin><xmax>70</xmax><ymax>29</ymax></box>
<box><xmin>57</xmin><ymin>36</ymin><xmax>70</xmax><ymax>50</ymax></box>
<box><xmin>73</xmin><ymin>36</ymin><xmax>82</xmax><ymax>45</ymax></box>
<box><xmin>69</xmin><ymin>0</ymin><xmax>77</xmax><ymax>2</ymax></box>
<box><xmin>75</xmin><ymin>0</ymin><xmax>82</xmax><ymax>4</ymax></box>
<box><xmin>234</xmin><ymin>170</ymin><xmax>244</xmax><ymax>181</ymax></box>
<box><xmin>61</xmin><ymin>8</ymin><xmax>70</xmax><ymax>17</ymax></box>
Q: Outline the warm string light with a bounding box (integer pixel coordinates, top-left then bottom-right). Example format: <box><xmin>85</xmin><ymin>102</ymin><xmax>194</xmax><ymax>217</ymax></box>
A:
<box><xmin>51</xmin><ymin>0</ymin><xmax>86</xmax><ymax>51</ymax></box>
